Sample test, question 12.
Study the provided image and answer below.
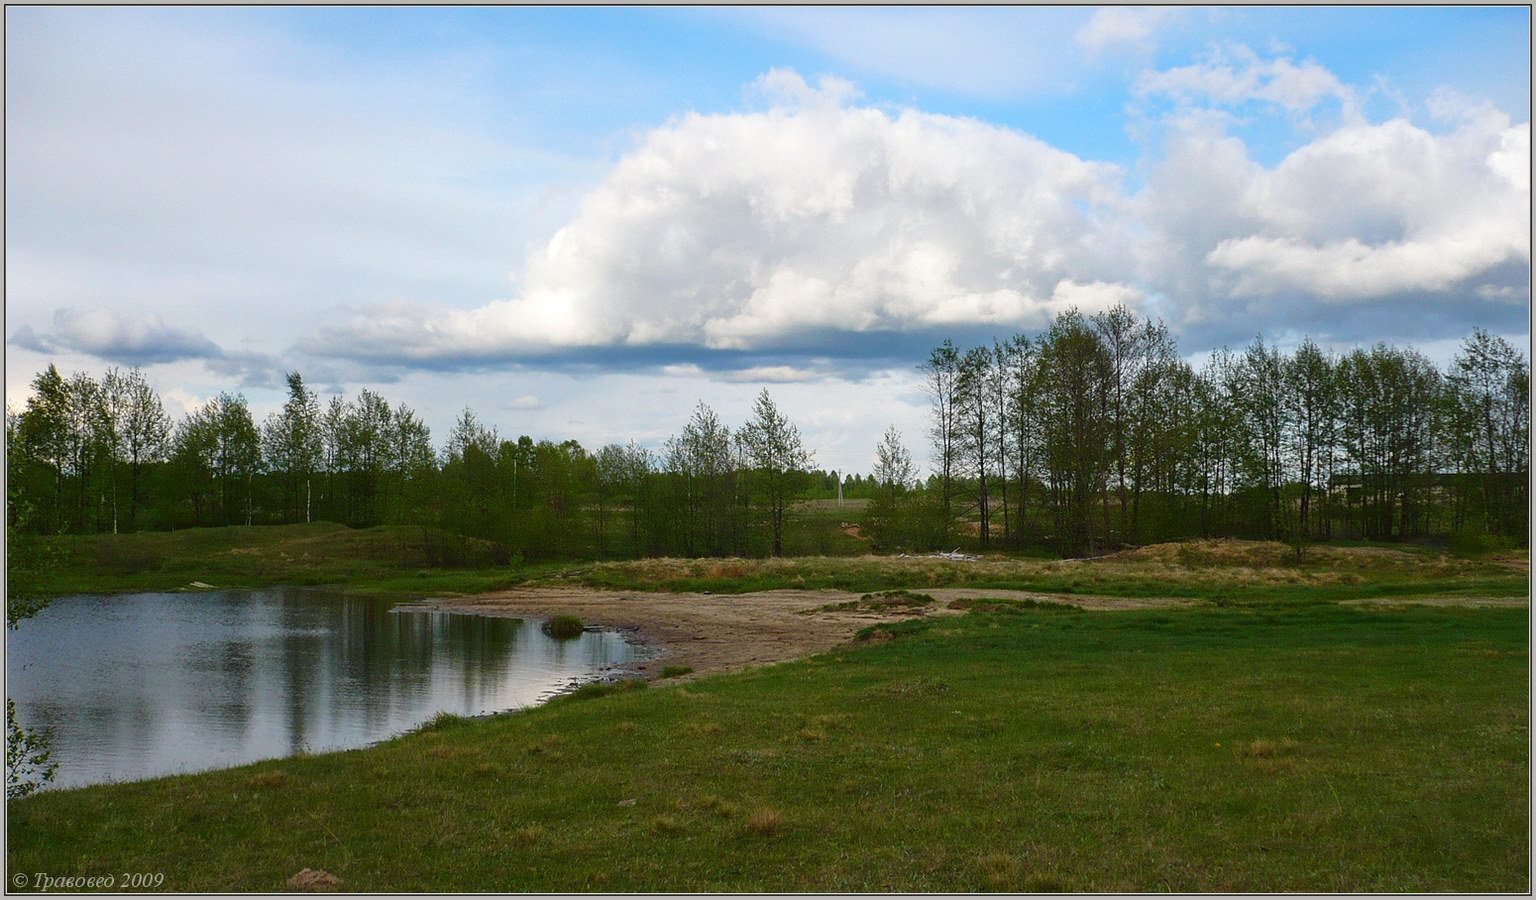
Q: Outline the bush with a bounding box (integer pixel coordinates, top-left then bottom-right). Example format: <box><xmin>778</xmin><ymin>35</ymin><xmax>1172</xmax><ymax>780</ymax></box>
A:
<box><xmin>411</xmin><ymin>711</ymin><xmax>471</xmax><ymax>734</ymax></box>
<box><xmin>544</xmin><ymin>615</ymin><xmax>585</xmax><ymax>639</ymax></box>
<box><xmin>855</xmin><ymin>618</ymin><xmax>932</xmax><ymax>642</ymax></box>
<box><xmin>1449</xmin><ymin>528</ymin><xmax>1517</xmax><ymax>555</ymax></box>
<box><xmin>660</xmin><ymin>666</ymin><xmax>694</xmax><ymax>678</ymax></box>
<box><xmin>564</xmin><ymin>679</ymin><xmax>648</xmax><ymax>702</ymax></box>
<box><xmin>946</xmin><ymin>597</ymin><xmax>1081</xmax><ymax>614</ymax></box>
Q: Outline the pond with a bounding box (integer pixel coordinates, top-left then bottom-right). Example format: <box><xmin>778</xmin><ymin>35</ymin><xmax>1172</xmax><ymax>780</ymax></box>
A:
<box><xmin>6</xmin><ymin>588</ymin><xmax>640</xmax><ymax>789</ymax></box>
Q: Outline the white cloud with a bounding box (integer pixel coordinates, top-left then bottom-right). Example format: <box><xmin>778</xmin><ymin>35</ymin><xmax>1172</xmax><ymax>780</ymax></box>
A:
<box><xmin>318</xmin><ymin>70</ymin><xmax>1132</xmax><ymax>363</ymax></box>
<box><xmin>716</xmin><ymin>365</ymin><xmax>827</xmax><ymax>384</ymax></box>
<box><xmin>1200</xmin><ymin>116</ymin><xmax>1529</xmax><ymax>301</ymax></box>
<box><xmin>312</xmin><ymin>60</ymin><xmax>1528</xmax><ymax>364</ymax></box>
<box><xmin>1045</xmin><ymin>279</ymin><xmax>1146</xmax><ymax>316</ymax></box>
<box><xmin>1077</xmin><ymin>8</ymin><xmax>1179</xmax><ymax>53</ymax></box>
<box><xmin>1137</xmin><ymin>44</ymin><xmax>1360</xmax><ymax>121</ymax></box>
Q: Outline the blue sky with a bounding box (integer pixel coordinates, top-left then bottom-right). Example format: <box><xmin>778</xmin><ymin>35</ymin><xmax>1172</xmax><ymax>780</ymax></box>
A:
<box><xmin>5</xmin><ymin>6</ymin><xmax>1530</xmax><ymax>472</ymax></box>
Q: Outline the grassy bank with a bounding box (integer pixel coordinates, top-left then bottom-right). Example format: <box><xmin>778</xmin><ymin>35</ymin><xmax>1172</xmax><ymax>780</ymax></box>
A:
<box><xmin>25</xmin><ymin>523</ymin><xmax>553</xmax><ymax>599</ymax></box>
<box><xmin>27</xmin><ymin>523</ymin><xmax>1527</xmax><ymax>608</ymax></box>
<box><xmin>8</xmin><ymin>602</ymin><xmax>1527</xmax><ymax>891</ymax></box>
<box><xmin>564</xmin><ymin>540</ymin><xmax>1528</xmax><ymax>604</ymax></box>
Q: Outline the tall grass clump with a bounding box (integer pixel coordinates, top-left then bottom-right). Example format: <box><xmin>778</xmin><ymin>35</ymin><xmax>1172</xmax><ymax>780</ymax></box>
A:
<box><xmin>544</xmin><ymin>615</ymin><xmax>585</xmax><ymax>639</ymax></box>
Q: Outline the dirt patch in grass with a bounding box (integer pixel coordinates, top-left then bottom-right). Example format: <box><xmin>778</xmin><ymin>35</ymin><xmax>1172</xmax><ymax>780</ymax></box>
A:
<box><xmin>428</xmin><ymin>586</ymin><xmax>909</xmax><ymax>679</ymax></box>
<box><xmin>925</xmin><ymin>588</ymin><xmax>1198</xmax><ymax>610</ymax></box>
<box><xmin>425</xmin><ymin>585</ymin><xmax>1195</xmax><ymax>680</ymax></box>
<box><xmin>1481</xmin><ymin>551</ymin><xmax>1530</xmax><ymax>574</ymax></box>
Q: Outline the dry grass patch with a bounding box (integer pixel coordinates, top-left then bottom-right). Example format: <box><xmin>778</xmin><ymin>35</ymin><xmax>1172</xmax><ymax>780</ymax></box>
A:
<box><xmin>743</xmin><ymin>808</ymin><xmax>785</xmax><ymax>837</ymax></box>
<box><xmin>246</xmin><ymin>771</ymin><xmax>288</xmax><ymax>789</ymax></box>
<box><xmin>525</xmin><ymin>735</ymin><xmax>563</xmax><ymax>756</ymax></box>
<box><xmin>689</xmin><ymin>795</ymin><xmax>739</xmax><ymax>817</ymax></box>
<box><xmin>976</xmin><ymin>851</ymin><xmax>1022</xmax><ymax>888</ymax></box>
<box><xmin>1245</xmin><ymin>738</ymin><xmax>1300</xmax><ymax>758</ymax></box>
<box><xmin>510</xmin><ymin>825</ymin><xmax>544</xmax><ymax>847</ymax></box>
<box><xmin>650</xmin><ymin>815</ymin><xmax>687</xmax><ymax>835</ymax></box>
<box><xmin>616</xmin><ymin>721</ymin><xmax>641</xmax><ymax>733</ymax></box>
<box><xmin>683</xmin><ymin>721</ymin><xmax>725</xmax><ymax>736</ymax></box>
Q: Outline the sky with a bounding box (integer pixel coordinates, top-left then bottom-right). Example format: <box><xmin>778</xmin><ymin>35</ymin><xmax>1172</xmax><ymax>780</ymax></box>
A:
<box><xmin>5</xmin><ymin>6</ymin><xmax>1530</xmax><ymax>474</ymax></box>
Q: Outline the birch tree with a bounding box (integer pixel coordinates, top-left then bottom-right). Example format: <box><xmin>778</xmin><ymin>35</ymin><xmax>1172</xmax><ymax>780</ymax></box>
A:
<box><xmin>741</xmin><ymin>389</ymin><xmax>812</xmax><ymax>557</ymax></box>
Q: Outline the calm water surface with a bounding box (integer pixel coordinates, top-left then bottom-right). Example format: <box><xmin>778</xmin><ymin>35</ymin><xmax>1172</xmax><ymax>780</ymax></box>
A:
<box><xmin>7</xmin><ymin>588</ymin><xmax>639</xmax><ymax>789</ymax></box>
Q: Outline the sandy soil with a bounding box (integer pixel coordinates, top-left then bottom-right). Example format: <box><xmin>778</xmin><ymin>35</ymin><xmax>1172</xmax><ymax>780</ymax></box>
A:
<box><xmin>421</xmin><ymin>587</ymin><xmax>1198</xmax><ymax>680</ymax></box>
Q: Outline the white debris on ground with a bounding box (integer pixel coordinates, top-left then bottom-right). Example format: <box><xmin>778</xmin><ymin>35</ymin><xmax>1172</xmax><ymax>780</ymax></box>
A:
<box><xmin>896</xmin><ymin>549</ymin><xmax>980</xmax><ymax>562</ymax></box>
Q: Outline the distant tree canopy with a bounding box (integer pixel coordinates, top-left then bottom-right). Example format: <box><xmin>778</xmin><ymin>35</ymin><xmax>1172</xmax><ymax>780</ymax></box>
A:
<box><xmin>897</xmin><ymin>309</ymin><xmax>1528</xmax><ymax>556</ymax></box>
<box><xmin>6</xmin><ymin>311</ymin><xmax>1528</xmax><ymax>562</ymax></box>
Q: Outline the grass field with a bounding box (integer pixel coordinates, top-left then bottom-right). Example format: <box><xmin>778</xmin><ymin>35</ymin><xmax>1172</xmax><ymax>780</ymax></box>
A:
<box><xmin>7</xmin><ymin>600</ymin><xmax>1528</xmax><ymax>892</ymax></box>
<box><xmin>13</xmin><ymin>524</ymin><xmax>1527</xmax><ymax>890</ymax></box>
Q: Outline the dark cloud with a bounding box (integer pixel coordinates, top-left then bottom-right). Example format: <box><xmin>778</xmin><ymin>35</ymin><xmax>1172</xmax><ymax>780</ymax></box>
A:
<box><xmin>10</xmin><ymin>308</ymin><xmax>222</xmax><ymax>366</ymax></box>
<box><xmin>204</xmin><ymin>350</ymin><xmax>287</xmax><ymax>390</ymax></box>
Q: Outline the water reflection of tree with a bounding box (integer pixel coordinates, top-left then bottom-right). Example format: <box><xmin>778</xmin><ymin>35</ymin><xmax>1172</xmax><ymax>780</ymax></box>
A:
<box><xmin>10</xmin><ymin>589</ymin><xmax>636</xmax><ymax>787</ymax></box>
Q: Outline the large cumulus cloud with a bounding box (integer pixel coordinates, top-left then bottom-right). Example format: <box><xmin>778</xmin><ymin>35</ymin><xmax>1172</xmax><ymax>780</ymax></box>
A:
<box><xmin>314</xmin><ymin>71</ymin><xmax>1142</xmax><ymax>365</ymax></box>
<box><xmin>315</xmin><ymin>61</ymin><xmax>1527</xmax><ymax>370</ymax></box>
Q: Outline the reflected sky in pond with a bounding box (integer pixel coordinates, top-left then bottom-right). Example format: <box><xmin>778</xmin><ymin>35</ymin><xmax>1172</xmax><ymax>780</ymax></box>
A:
<box><xmin>7</xmin><ymin>588</ymin><xmax>638</xmax><ymax>788</ymax></box>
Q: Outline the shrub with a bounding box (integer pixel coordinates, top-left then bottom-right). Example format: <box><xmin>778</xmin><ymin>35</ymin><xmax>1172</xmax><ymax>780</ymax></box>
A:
<box><xmin>412</xmin><ymin>711</ymin><xmax>471</xmax><ymax>734</ymax></box>
<box><xmin>946</xmin><ymin>597</ymin><xmax>1080</xmax><ymax>614</ymax></box>
<box><xmin>660</xmin><ymin>665</ymin><xmax>694</xmax><ymax>678</ymax></box>
<box><xmin>855</xmin><ymin>618</ymin><xmax>933</xmax><ymax>641</ymax></box>
<box><xmin>565</xmin><ymin>679</ymin><xmax>648</xmax><ymax>702</ymax></box>
<box><xmin>859</xmin><ymin>590</ymin><xmax>934</xmax><ymax>607</ymax></box>
<box><xmin>544</xmin><ymin>615</ymin><xmax>585</xmax><ymax>639</ymax></box>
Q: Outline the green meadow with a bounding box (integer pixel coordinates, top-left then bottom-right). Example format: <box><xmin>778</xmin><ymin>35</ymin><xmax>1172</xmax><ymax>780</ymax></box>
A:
<box><xmin>9</xmin><ymin>599</ymin><xmax>1527</xmax><ymax>892</ymax></box>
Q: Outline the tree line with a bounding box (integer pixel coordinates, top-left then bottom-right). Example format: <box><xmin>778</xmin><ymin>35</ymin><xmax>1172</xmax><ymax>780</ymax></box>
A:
<box><xmin>7</xmin><ymin>307</ymin><xmax>1528</xmax><ymax>562</ymax></box>
<box><xmin>882</xmin><ymin>307</ymin><xmax>1528</xmax><ymax>556</ymax></box>
<box><xmin>6</xmin><ymin>370</ymin><xmax>815</xmax><ymax>561</ymax></box>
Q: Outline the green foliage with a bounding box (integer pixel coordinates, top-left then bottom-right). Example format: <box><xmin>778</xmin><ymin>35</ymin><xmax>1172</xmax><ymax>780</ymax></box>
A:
<box><xmin>5</xmin><ymin>472</ymin><xmax>59</xmax><ymax>800</ymax></box>
<box><xmin>544</xmin><ymin>615</ymin><xmax>585</xmax><ymax>640</ymax></box>
<box><xmin>561</xmin><ymin>679</ymin><xmax>648</xmax><ymax>702</ymax></box>
<box><xmin>412</xmin><ymin>712</ymin><xmax>472</xmax><ymax>734</ymax></box>
<box><xmin>5</xmin><ymin>318</ymin><xmax>1528</xmax><ymax>569</ymax></box>
<box><xmin>659</xmin><ymin>666</ymin><xmax>694</xmax><ymax>678</ymax></box>
<box><xmin>6</xmin><ymin>699</ymin><xmax>55</xmax><ymax>801</ymax></box>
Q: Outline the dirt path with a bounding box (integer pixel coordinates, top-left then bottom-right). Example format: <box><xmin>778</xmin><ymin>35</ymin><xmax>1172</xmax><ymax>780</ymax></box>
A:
<box><xmin>421</xmin><ymin>587</ymin><xmax>1199</xmax><ymax>680</ymax></box>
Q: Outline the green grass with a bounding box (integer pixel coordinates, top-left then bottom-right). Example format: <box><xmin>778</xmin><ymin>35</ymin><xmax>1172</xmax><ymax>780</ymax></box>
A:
<box><xmin>8</xmin><ymin>603</ymin><xmax>1527</xmax><ymax>891</ymax></box>
<box><xmin>24</xmin><ymin>523</ymin><xmax>562</xmax><ymax>600</ymax></box>
<box><xmin>544</xmin><ymin>615</ymin><xmax>586</xmax><ymax>639</ymax></box>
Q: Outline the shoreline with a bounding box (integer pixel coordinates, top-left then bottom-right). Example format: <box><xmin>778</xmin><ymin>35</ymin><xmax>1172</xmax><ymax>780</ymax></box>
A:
<box><xmin>415</xmin><ymin>585</ymin><xmax>1201</xmax><ymax>680</ymax></box>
